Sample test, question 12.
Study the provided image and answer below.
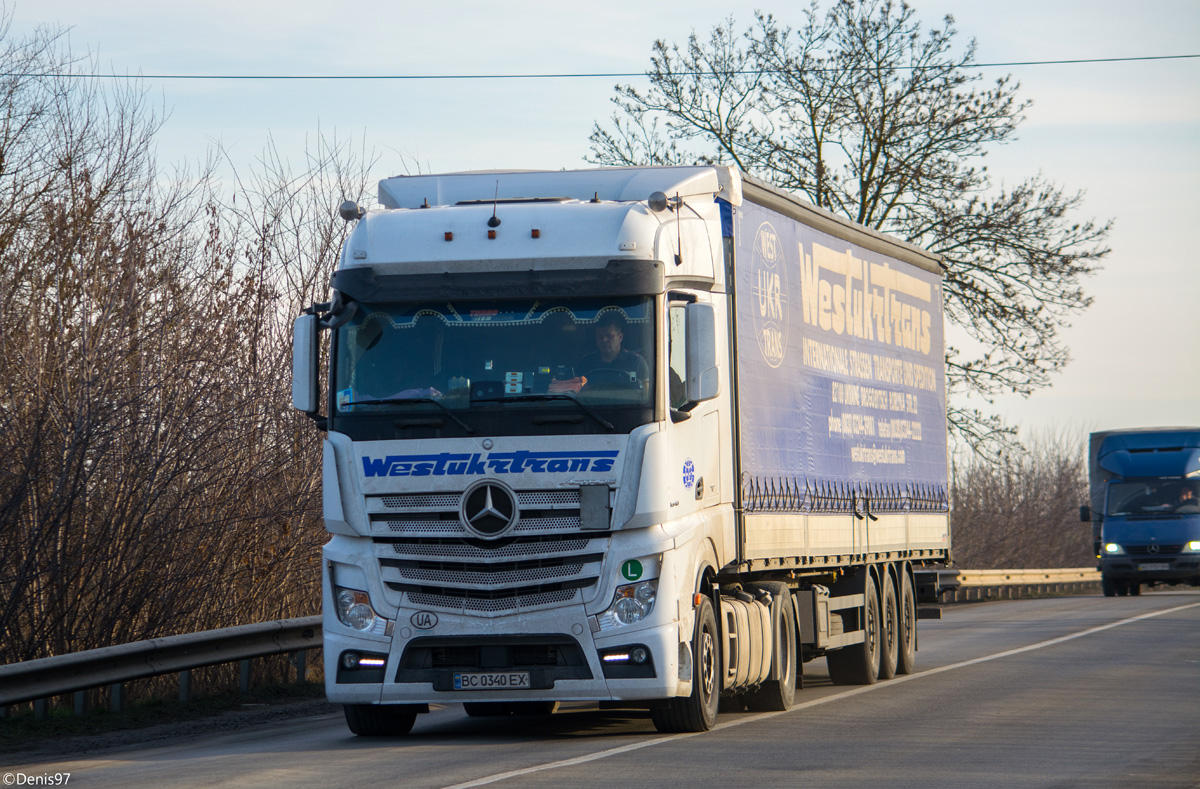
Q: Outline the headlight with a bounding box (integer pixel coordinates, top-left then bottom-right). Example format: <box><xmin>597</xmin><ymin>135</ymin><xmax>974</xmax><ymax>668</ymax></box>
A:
<box><xmin>598</xmin><ymin>580</ymin><xmax>658</xmax><ymax>629</ymax></box>
<box><xmin>1183</xmin><ymin>540</ymin><xmax>1200</xmax><ymax>553</ymax></box>
<box><xmin>1103</xmin><ymin>543</ymin><xmax>1125</xmax><ymax>555</ymax></box>
<box><xmin>334</xmin><ymin>587</ymin><xmax>378</xmax><ymax>631</ymax></box>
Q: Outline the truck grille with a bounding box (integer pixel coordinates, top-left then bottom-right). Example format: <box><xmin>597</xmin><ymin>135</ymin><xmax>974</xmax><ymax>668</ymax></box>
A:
<box><xmin>1125</xmin><ymin>545</ymin><xmax>1183</xmax><ymax>555</ymax></box>
<box><xmin>367</xmin><ymin>489</ymin><xmax>608</xmax><ymax>615</ymax></box>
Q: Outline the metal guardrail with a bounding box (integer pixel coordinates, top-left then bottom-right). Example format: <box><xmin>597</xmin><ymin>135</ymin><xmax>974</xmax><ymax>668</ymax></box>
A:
<box><xmin>0</xmin><ymin>567</ymin><xmax>1105</xmax><ymax>715</ymax></box>
<box><xmin>0</xmin><ymin>616</ymin><xmax>321</xmax><ymax>709</ymax></box>
<box><xmin>929</xmin><ymin>567</ymin><xmax>1101</xmax><ymax>603</ymax></box>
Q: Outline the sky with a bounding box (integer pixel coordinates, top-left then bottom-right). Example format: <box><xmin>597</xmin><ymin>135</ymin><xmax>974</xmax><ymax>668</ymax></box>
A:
<box><xmin>10</xmin><ymin>0</ymin><xmax>1200</xmax><ymax>445</ymax></box>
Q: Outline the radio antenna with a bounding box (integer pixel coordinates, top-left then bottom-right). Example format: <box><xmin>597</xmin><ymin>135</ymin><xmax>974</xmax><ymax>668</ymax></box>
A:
<box><xmin>488</xmin><ymin>180</ymin><xmax>501</xmax><ymax>228</ymax></box>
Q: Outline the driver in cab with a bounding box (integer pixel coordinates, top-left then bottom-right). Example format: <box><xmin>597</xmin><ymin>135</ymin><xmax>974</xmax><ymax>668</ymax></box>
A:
<box><xmin>581</xmin><ymin>313</ymin><xmax>649</xmax><ymax>391</ymax></box>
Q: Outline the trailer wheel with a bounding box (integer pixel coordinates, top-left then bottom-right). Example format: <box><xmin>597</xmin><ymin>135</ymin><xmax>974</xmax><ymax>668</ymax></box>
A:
<box><xmin>343</xmin><ymin>703</ymin><xmax>418</xmax><ymax>736</ymax></box>
<box><xmin>896</xmin><ymin>570</ymin><xmax>918</xmax><ymax>675</ymax></box>
<box><xmin>878</xmin><ymin>572</ymin><xmax>900</xmax><ymax>680</ymax></box>
<box><xmin>1101</xmin><ymin>575</ymin><xmax>1117</xmax><ymax>597</ymax></box>
<box><xmin>744</xmin><ymin>582</ymin><xmax>797</xmax><ymax>712</ymax></box>
<box><xmin>826</xmin><ymin>573</ymin><xmax>880</xmax><ymax>685</ymax></box>
<box><xmin>652</xmin><ymin>596</ymin><xmax>720</xmax><ymax>733</ymax></box>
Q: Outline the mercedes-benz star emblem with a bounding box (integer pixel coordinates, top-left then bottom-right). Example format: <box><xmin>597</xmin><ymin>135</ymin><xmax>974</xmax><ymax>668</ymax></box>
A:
<box><xmin>460</xmin><ymin>481</ymin><xmax>518</xmax><ymax>538</ymax></box>
<box><xmin>1147</xmin><ymin>543</ymin><xmax>1159</xmax><ymax>554</ymax></box>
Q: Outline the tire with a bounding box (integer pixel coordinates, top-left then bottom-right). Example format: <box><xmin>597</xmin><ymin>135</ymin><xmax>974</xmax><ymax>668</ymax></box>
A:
<box><xmin>896</xmin><ymin>569</ymin><xmax>918</xmax><ymax>675</ymax></box>
<box><xmin>1127</xmin><ymin>582</ymin><xmax>1141</xmax><ymax>596</ymax></box>
<box><xmin>826</xmin><ymin>572</ymin><xmax>880</xmax><ymax>685</ymax></box>
<box><xmin>343</xmin><ymin>703</ymin><xmax>418</xmax><ymax>736</ymax></box>
<box><xmin>512</xmin><ymin>701</ymin><xmax>559</xmax><ymax>715</ymax></box>
<box><xmin>652</xmin><ymin>596</ymin><xmax>720</xmax><ymax>733</ymax></box>
<box><xmin>878</xmin><ymin>572</ymin><xmax>899</xmax><ymax>681</ymax></box>
<box><xmin>744</xmin><ymin>583</ymin><xmax>797</xmax><ymax>712</ymax></box>
<box><xmin>1101</xmin><ymin>575</ymin><xmax>1117</xmax><ymax>597</ymax></box>
<box><xmin>463</xmin><ymin>702</ymin><xmax>515</xmax><ymax>717</ymax></box>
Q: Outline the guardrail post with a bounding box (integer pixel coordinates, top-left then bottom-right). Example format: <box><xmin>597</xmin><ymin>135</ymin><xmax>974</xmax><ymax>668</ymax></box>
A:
<box><xmin>240</xmin><ymin>659</ymin><xmax>251</xmax><ymax>694</ymax></box>
<box><xmin>34</xmin><ymin>698</ymin><xmax>47</xmax><ymax>719</ymax></box>
<box><xmin>179</xmin><ymin>669</ymin><xmax>191</xmax><ymax>703</ymax></box>
<box><xmin>110</xmin><ymin>683</ymin><xmax>124</xmax><ymax>713</ymax></box>
<box><xmin>74</xmin><ymin>690</ymin><xmax>86</xmax><ymax>716</ymax></box>
<box><xmin>293</xmin><ymin>650</ymin><xmax>307</xmax><ymax>684</ymax></box>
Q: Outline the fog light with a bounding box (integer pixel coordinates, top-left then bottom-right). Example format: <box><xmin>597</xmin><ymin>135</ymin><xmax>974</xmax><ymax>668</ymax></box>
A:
<box><xmin>341</xmin><ymin>652</ymin><xmax>360</xmax><ymax>670</ymax></box>
<box><xmin>630</xmin><ymin>647</ymin><xmax>648</xmax><ymax>665</ymax></box>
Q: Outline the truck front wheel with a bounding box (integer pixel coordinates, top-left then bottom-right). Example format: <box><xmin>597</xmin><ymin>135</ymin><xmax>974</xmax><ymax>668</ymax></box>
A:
<box><xmin>1101</xmin><ymin>574</ymin><xmax>1117</xmax><ymax>597</ymax></box>
<box><xmin>343</xmin><ymin>703</ymin><xmax>419</xmax><ymax>736</ymax></box>
<box><xmin>652</xmin><ymin>596</ymin><xmax>720</xmax><ymax>733</ymax></box>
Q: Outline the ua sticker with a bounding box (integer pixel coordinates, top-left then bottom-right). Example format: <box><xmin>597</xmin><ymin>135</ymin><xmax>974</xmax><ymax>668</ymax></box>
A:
<box><xmin>621</xmin><ymin>559</ymin><xmax>643</xmax><ymax>581</ymax></box>
<box><xmin>411</xmin><ymin>611</ymin><xmax>438</xmax><ymax>630</ymax></box>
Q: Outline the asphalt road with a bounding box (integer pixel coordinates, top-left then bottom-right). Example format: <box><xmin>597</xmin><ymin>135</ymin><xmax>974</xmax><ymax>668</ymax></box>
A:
<box><xmin>7</xmin><ymin>592</ymin><xmax>1199</xmax><ymax>788</ymax></box>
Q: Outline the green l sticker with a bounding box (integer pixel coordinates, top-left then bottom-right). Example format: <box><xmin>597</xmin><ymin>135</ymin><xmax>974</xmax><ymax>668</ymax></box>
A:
<box><xmin>620</xmin><ymin>559</ymin><xmax>643</xmax><ymax>581</ymax></box>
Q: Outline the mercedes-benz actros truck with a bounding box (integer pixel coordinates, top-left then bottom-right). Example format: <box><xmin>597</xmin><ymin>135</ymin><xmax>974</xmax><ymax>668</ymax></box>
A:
<box><xmin>292</xmin><ymin>166</ymin><xmax>950</xmax><ymax>735</ymax></box>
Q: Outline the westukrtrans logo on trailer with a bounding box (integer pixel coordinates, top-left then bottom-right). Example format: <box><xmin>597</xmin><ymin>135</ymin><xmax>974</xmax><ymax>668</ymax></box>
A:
<box><xmin>361</xmin><ymin>450</ymin><xmax>618</xmax><ymax>477</ymax></box>
<box><xmin>750</xmin><ymin>221</ymin><xmax>789</xmax><ymax>368</ymax></box>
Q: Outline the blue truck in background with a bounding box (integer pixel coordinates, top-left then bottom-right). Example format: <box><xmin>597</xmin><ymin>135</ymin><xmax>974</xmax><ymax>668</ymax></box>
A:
<box><xmin>1081</xmin><ymin>428</ymin><xmax>1200</xmax><ymax>596</ymax></box>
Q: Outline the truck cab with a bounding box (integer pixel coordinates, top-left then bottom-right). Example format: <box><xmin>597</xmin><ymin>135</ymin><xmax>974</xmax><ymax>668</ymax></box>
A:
<box><xmin>1081</xmin><ymin>429</ymin><xmax>1200</xmax><ymax>596</ymax></box>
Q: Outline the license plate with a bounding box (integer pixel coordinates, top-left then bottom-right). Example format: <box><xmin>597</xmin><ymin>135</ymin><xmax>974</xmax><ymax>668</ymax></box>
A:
<box><xmin>452</xmin><ymin>671</ymin><xmax>531</xmax><ymax>690</ymax></box>
<box><xmin>1138</xmin><ymin>562</ymin><xmax>1170</xmax><ymax>572</ymax></box>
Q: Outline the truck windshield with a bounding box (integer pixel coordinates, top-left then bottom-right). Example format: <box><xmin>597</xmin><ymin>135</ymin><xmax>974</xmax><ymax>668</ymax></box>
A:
<box><xmin>331</xmin><ymin>296</ymin><xmax>655</xmax><ymax>436</ymax></box>
<box><xmin>1107</xmin><ymin>480</ymin><xmax>1200</xmax><ymax>516</ymax></box>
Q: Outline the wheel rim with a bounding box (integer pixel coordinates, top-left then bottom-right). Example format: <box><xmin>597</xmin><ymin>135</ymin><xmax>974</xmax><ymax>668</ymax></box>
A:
<box><xmin>866</xmin><ymin>592</ymin><xmax>878</xmax><ymax>657</ymax></box>
<box><xmin>699</xmin><ymin>628</ymin><xmax>716</xmax><ymax>697</ymax></box>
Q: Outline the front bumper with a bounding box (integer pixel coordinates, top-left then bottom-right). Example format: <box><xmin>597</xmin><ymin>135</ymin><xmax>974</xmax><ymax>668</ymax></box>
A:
<box><xmin>324</xmin><ymin>607</ymin><xmax>686</xmax><ymax>705</ymax></box>
<box><xmin>1100</xmin><ymin>555</ymin><xmax>1200</xmax><ymax>584</ymax></box>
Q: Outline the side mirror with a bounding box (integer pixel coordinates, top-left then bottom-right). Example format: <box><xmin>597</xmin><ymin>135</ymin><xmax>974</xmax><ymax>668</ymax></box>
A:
<box><xmin>685</xmin><ymin>302</ymin><xmax>719</xmax><ymax>403</ymax></box>
<box><xmin>1079</xmin><ymin>505</ymin><xmax>1091</xmax><ymax>523</ymax></box>
<box><xmin>292</xmin><ymin>313</ymin><xmax>320</xmax><ymax>413</ymax></box>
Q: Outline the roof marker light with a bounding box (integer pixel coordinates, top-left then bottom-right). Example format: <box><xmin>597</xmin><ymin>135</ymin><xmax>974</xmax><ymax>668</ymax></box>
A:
<box><xmin>531</xmin><ymin>228</ymin><xmax>540</xmax><ymax>238</ymax></box>
<box><xmin>444</xmin><ymin>231</ymin><xmax>453</xmax><ymax>241</ymax></box>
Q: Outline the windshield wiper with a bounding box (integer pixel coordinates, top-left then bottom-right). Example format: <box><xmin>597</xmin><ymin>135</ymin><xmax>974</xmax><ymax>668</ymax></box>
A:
<box><xmin>344</xmin><ymin>398</ymin><xmax>475</xmax><ymax>434</ymax></box>
<box><xmin>471</xmin><ymin>394</ymin><xmax>615</xmax><ymax>431</ymax></box>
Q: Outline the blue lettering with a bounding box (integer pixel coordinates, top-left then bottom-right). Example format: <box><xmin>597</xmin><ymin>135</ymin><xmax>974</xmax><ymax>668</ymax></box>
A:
<box><xmin>360</xmin><ymin>451</ymin><xmax>622</xmax><ymax>478</ymax></box>
<box><xmin>362</xmin><ymin>456</ymin><xmax>394</xmax><ymax>477</ymax></box>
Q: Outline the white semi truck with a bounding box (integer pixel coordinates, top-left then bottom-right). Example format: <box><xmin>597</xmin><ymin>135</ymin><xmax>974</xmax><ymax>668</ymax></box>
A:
<box><xmin>291</xmin><ymin>166</ymin><xmax>950</xmax><ymax>735</ymax></box>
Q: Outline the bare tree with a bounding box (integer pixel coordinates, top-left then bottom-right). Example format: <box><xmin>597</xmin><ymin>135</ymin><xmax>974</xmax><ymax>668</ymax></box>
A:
<box><xmin>0</xmin><ymin>13</ymin><xmax>375</xmax><ymax>664</ymax></box>
<box><xmin>588</xmin><ymin>0</ymin><xmax>1111</xmax><ymax>450</ymax></box>
<box><xmin>949</xmin><ymin>430</ymin><xmax>1092</xmax><ymax>569</ymax></box>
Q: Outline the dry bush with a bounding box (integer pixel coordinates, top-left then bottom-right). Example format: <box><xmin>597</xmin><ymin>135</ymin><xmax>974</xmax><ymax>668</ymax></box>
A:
<box><xmin>0</xmin><ymin>18</ymin><xmax>370</xmax><ymax>665</ymax></box>
<box><xmin>950</xmin><ymin>430</ymin><xmax>1093</xmax><ymax>569</ymax></box>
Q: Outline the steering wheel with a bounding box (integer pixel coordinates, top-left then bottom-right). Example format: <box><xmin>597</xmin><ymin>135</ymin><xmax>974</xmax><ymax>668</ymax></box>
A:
<box><xmin>580</xmin><ymin>367</ymin><xmax>640</xmax><ymax>391</ymax></box>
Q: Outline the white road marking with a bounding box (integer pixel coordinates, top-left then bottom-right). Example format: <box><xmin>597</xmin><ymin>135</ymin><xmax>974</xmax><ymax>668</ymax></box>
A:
<box><xmin>444</xmin><ymin>600</ymin><xmax>1200</xmax><ymax>788</ymax></box>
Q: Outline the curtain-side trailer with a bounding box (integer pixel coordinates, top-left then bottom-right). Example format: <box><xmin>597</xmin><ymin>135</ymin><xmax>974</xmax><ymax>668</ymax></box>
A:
<box><xmin>292</xmin><ymin>165</ymin><xmax>950</xmax><ymax>735</ymax></box>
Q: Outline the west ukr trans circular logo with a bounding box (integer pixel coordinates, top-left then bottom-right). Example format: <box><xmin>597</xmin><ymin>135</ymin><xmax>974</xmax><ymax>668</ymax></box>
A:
<box><xmin>750</xmin><ymin>221</ymin><xmax>788</xmax><ymax>368</ymax></box>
